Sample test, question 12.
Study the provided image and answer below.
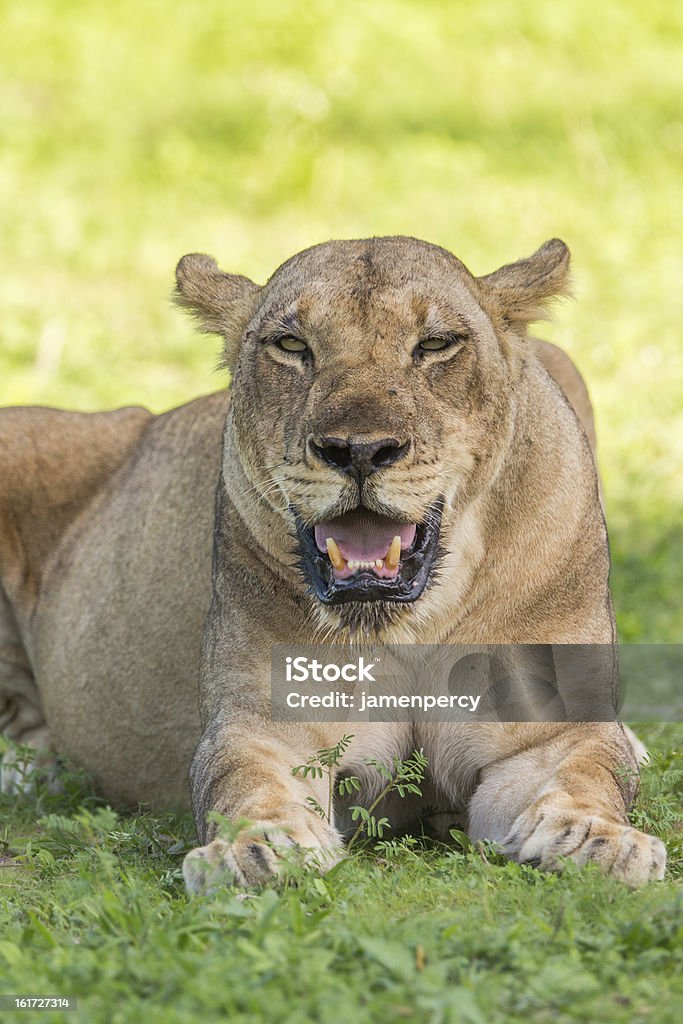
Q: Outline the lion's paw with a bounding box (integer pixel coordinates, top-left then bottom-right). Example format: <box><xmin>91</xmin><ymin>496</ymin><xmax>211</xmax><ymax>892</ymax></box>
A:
<box><xmin>183</xmin><ymin>820</ymin><xmax>342</xmax><ymax>894</ymax></box>
<box><xmin>503</xmin><ymin>801</ymin><xmax>666</xmax><ymax>886</ymax></box>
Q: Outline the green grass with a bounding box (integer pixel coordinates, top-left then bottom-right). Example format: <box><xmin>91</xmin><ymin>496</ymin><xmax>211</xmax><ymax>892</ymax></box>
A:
<box><xmin>1</xmin><ymin>1</ymin><xmax>681</xmax><ymax>1020</ymax></box>
<box><xmin>0</xmin><ymin>729</ymin><xmax>682</xmax><ymax>1024</ymax></box>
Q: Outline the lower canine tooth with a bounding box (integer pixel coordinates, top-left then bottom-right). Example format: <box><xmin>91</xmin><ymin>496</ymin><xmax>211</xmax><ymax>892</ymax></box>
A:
<box><xmin>326</xmin><ymin>537</ymin><xmax>345</xmax><ymax>571</ymax></box>
<box><xmin>386</xmin><ymin>534</ymin><xmax>401</xmax><ymax>571</ymax></box>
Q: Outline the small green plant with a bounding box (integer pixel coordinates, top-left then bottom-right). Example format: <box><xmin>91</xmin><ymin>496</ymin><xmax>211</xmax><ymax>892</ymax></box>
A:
<box><xmin>0</xmin><ymin>739</ymin><xmax>98</xmax><ymax>816</ymax></box>
<box><xmin>293</xmin><ymin>738</ymin><xmax>428</xmax><ymax>850</ymax></box>
<box><xmin>292</xmin><ymin>733</ymin><xmax>359</xmax><ymax>825</ymax></box>
<box><xmin>347</xmin><ymin>749</ymin><xmax>428</xmax><ymax>849</ymax></box>
<box><xmin>629</xmin><ymin>749</ymin><xmax>683</xmax><ymax>841</ymax></box>
<box><xmin>373</xmin><ymin>835</ymin><xmax>425</xmax><ymax>861</ymax></box>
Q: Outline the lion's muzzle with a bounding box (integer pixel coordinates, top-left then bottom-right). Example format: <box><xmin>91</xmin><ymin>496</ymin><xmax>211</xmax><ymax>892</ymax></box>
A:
<box><xmin>309</xmin><ymin>435</ymin><xmax>410</xmax><ymax>484</ymax></box>
<box><xmin>294</xmin><ymin>499</ymin><xmax>444</xmax><ymax>605</ymax></box>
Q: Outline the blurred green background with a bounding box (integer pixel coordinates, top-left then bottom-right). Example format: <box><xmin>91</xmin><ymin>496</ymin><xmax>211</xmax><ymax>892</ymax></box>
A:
<box><xmin>1</xmin><ymin>0</ymin><xmax>681</xmax><ymax>639</ymax></box>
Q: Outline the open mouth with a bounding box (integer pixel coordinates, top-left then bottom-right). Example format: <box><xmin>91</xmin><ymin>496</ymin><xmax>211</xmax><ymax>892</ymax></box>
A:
<box><xmin>295</xmin><ymin>499</ymin><xmax>444</xmax><ymax>604</ymax></box>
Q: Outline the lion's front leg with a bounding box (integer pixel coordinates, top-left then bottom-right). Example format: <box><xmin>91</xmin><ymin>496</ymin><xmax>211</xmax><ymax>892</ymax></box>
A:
<box><xmin>183</xmin><ymin>720</ymin><xmax>344</xmax><ymax>894</ymax></box>
<box><xmin>467</xmin><ymin>724</ymin><xmax>666</xmax><ymax>886</ymax></box>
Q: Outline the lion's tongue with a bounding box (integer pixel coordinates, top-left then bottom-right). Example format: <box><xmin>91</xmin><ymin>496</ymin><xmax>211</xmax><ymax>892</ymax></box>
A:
<box><xmin>314</xmin><ymin>512</ymin><xmax>416</xmax><ymax>563</ymax></box>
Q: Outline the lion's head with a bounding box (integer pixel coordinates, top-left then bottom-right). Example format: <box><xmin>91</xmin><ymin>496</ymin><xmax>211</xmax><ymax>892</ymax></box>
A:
<box><xmin>176</xmin><ymin>236</ymin><xmax>570</xmax><ymax>635</ymax></box>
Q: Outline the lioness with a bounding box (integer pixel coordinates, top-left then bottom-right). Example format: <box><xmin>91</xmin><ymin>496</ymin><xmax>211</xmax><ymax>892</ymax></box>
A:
<box><xmin>0</xmin><ymin>236</ymin><xmax>665</xmax><ymax>890</ymax></box>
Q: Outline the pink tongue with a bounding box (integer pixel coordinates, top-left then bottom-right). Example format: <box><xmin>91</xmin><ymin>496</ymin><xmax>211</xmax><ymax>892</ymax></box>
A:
<box><xmin>314</xmin><ymin>509</ymin><xmax>416</xmax><ymax>561</ymax></box>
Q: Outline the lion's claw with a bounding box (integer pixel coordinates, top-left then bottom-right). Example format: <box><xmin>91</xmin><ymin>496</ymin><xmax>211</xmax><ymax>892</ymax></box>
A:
<box><xmin>183</xmin><ymin>822</ymin><xmax>342</xmax><ymax>894</ymax></box>
<box><xmin>504</xmin><ymin>804</ymin><xmax>666</xmax><ymax>886</ymax></box>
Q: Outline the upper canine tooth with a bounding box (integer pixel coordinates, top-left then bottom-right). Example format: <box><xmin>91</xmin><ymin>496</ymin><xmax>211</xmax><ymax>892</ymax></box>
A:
<box><xmin>386</xmin><ymin>535</ymin><xmax>401</xmax><ymax>570</ymax></box>
<box><xmin>326</xmin><ymin>537</ymin><xmax>345</xmax><ymax>571</ymax></box>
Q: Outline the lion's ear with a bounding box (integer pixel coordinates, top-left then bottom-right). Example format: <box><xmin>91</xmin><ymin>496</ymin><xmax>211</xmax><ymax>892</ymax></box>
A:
<box><xmin>478</xmin><ymin>239</ymin><xmax>571</xmax><ymax>331</ymax></box>
<box><xmin>174</xmin><ymin>253</ymin><xmax>261</xmax><ymax>368</ymax></box>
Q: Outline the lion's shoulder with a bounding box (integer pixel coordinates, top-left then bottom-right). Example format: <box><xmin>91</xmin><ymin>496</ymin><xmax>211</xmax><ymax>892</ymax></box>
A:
<box><xmin>530</xmin><ymin>339</ymin><xmax>597</xmax><ymax>456</ymax></box>
<box><xmin>0</xmin><ymin>403</ymin><xmax>154</xmax><ymax>513</ymax></box>
<box><xmin>0</xmin><ymin>404</ymin><xmax>155</xmax><ymax>599</ymax></box>
<box><xmin>0</xmin><ymin>393</ymin><xmax>230</xmax><ymax>596</ymax></box>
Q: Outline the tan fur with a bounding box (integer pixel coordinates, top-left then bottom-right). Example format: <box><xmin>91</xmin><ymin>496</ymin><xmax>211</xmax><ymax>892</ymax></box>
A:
<box><xmin>0</xmin><ymin>237</ymin><xmax>665</xmax><ymax>889</ymax></box>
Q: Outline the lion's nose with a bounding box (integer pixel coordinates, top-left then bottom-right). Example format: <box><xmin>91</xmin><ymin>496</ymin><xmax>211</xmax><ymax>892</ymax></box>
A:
<box><xmin>310</xmin><ymin>436</ymin><xmax>410</xmax><ymax>480</ymax></box>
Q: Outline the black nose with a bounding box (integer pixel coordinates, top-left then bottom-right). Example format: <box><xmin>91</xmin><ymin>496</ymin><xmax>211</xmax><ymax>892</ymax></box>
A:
<box><xmin>311</xmin><ymin>436</ymin><xmax>409</xmax><ymax>480</ymax></box>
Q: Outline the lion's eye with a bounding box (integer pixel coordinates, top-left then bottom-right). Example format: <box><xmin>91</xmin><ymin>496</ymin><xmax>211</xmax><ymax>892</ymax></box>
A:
<box><xmin>418</xmin><ymin>337</ymin><xmax>450</xmax><ymax>352</ymax></box>
<box><xmin>414</xmin><ymin>334</ymin><xmax>466</xmax><ymax>361</ymax></box>
<box><xmin>275</xmin><ymin>336</ymin><xmax>308</xmax><ymax>354</ymax></box>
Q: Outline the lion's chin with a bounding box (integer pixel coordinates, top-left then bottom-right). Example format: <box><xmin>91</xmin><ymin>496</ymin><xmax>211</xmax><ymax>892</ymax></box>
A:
<box><xmin>293</xmin><ymin>498</ymin><xmax>444</xmax><ymax>607</ymax></box>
